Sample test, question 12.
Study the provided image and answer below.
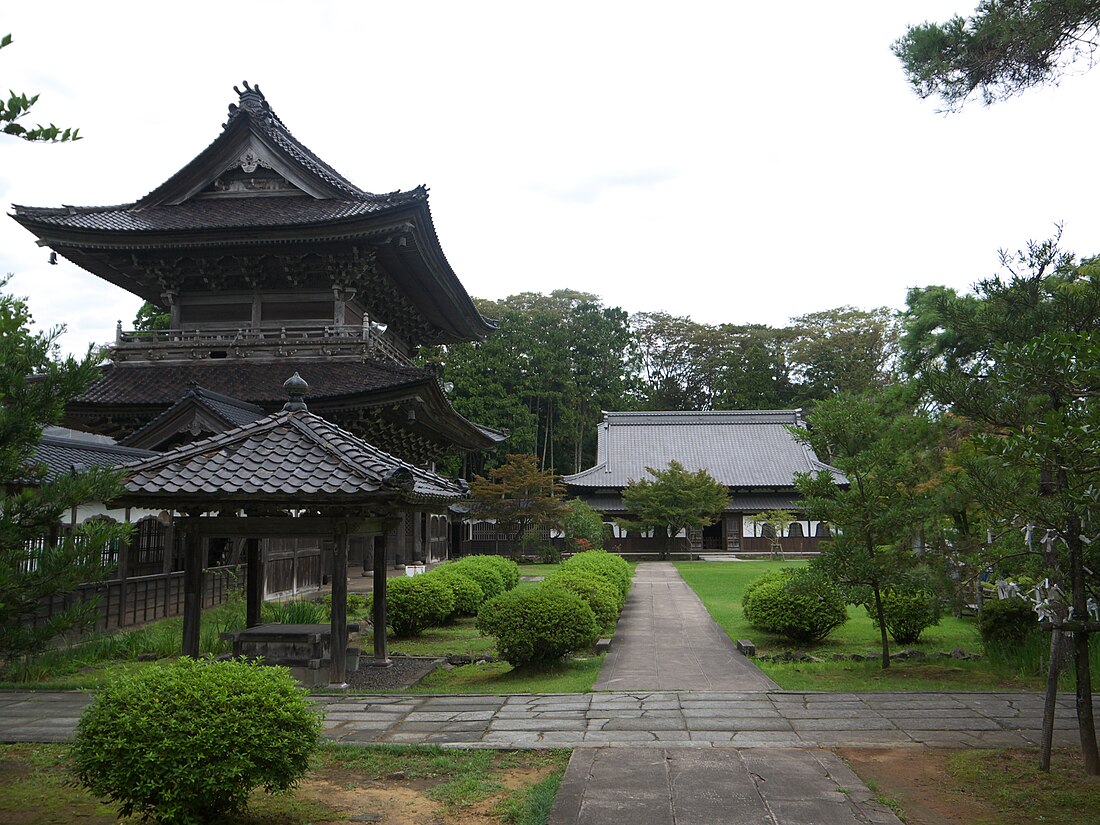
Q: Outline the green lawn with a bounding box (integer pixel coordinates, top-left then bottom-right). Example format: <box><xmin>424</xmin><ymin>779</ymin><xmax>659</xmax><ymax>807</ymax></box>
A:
<box><xmin>674</xmin><ymin>560</ymin><xmax>1060</xmax><ymax>692</ymax></box>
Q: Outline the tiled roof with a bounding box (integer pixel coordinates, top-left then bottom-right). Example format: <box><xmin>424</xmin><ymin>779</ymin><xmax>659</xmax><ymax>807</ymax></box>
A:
<box><xmin>77</xmin><ymin>360</ymin><xmax>430</xmax><ymax>406</ymax></box>
<box><xmin>31</xmin><ymin>427</ymin><xmax>154</xmax><ymax>482</ymax></box>
<box><xmin>563</xmin><ymin>410</ymin><xmax>841</xmax><ymax>489</ymax></box>
<box><xmin>13</xmin><ymin>194</ymin><xmax>425</xmax><ymax>234</ymax></box>
<box><xmin>122</xmin><ymin>409</ymin><xmax>466</xmax><ymax>503</ymax></box>
<box><xmin>119</xmin><ymin>385</ymin><xmax>265</xmax><ymax>448</ymax></box>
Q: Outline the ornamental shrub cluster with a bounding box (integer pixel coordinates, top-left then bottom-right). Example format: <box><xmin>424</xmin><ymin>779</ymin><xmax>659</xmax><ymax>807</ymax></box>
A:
<box><xmin>742</xmin><ymin>568</ymin><xmax>848</xmax><ymax>644</ymax></box>
<box><xmin>867</xmin><ymin>588</ymin><xmax>941</xmax><ymax>644</ymax></box>
<box><xmin>476</xmin><ymin>550</ymin><xmax>631</xmax><ymax>667</ymax></box>
<box><xmin>372</xmin><ymin>555</ymin><xmax>520</xmax><ymax>637</ymax></box>
<box><xmin>978</xmin><ymin>596</ymin><xmax>1036</xmax><ymax>647</ymax></box>
<box><xmin>73</xmin><ymin>657</ymin><xmax>322</xmax><ymax>825</ymax></box>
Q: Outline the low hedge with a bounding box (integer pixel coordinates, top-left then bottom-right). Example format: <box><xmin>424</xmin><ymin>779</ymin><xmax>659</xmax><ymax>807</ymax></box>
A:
<box><xmin>978</xmin><ymin>597</ymin><xmax>1036</xmax><ymax>647</ymax></box>
<box><xmin>73</xmin><ymin>657</ymin><xmax>322</xmax><ymax>825</ymax></box>
<box><xmin>560</xmin><ymin>551</ymin><xmax>632</xmax><ymax>601</ymax></box>
<box><xmin>545</xmin><ymin>568</ymin><xmax>622</xmax><ymax>632</ymax></box>
<box><xmin>461</xmin><ymin>554</ymin><xmax>520</xmax><ymax>590</ymax></box>
<box><xmin>383</xmin><ymin>575</ymin><xmax>455</xmax><ymax>637</ymax></box>
<box><xmin>476</xmin><ymin>586</ymin><xmax>599</xmax><ymax>667</ymax></box>
<box><xmin>428</xmin><ymin>568</ymin><xmax>485</xmax><ymax>619</ymax></box>
<box><xmin>742</xmin><ymin>569</ymin><xmax>848</xmax><ymax>643</ymax></box>
<box><xmin>448</xmin><ymin>558</ymin><xmax>507</xmax><ymax>600</ymax></box>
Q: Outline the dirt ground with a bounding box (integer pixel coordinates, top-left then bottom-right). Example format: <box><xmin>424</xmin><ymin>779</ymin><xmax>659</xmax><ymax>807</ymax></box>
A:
<box><xmin>839</xmin><ymin>748</ymin><xmax>985</xmax><ymax>825</ymax></box>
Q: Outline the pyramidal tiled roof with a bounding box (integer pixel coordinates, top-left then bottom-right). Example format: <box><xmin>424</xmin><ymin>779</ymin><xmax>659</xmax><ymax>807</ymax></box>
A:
<box><xmin>122</xmin><ymin>407</ymin><xmax>467</xmax><ymax>504</ymax></box>
<box><xmin>564</xmin><ymin>410</ymin><xmax>843</xmax><ymax>489</ymax></box>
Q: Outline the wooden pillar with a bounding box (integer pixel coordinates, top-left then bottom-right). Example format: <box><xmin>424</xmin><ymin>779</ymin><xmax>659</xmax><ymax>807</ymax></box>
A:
<box><xmin>116</xmin><ymin>510</ymin><xmax>131</xmax><ymax>628</ymax></box>
<box><xmin>329</xmin><ymin>526</ymin><xmax>349</xmax><ymax>687</ymax></box>
<box><xmin>412</xmin><ymin>509</ymin><xmax>424</xmax><ymax>563</ymax></box>
<box><xmin>246</xmin><ymin>538</ymin><xmax>263</xmax><ymax>628</ymax></box>
<box><xmin>181</xmin><ymin>523</ymin><xmax>202</xmax><ymax>658</ymax></box>
<box><xmin>372</xmin><ymin>533</ymin><xmax>390</xmax><ymax>666</ymax></box>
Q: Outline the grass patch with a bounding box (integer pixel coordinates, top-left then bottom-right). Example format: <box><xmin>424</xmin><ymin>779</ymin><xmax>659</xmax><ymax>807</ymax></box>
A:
<box><xmin>945</xmin><ymin>748</ymin><xmax>1100</xmax><ymax>825</ymax></box>
<box><xmin>673</xmin><ymin>561</ymin><xmax>1080</xmax><ymax>691</ymax></box>
<box><xmin>406</xmin><ymin>655</ymin><xmax>605</xmax><ymax>694</ymax></box>
<box><xmin>0</xmin><ymin>742</ymin><xmax>568</xmax><ymax>825</ymax></box>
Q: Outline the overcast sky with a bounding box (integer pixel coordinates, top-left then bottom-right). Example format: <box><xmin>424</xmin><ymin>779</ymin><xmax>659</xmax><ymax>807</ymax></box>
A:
<box><xmin>4</xmin><ymin>2</ymin><xmax>1100</xmax><ymax>356</ymax></box>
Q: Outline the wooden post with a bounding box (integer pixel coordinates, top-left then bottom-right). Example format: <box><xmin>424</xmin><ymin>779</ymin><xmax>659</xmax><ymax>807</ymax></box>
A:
<box><xmin>1040</xmin><ymin>627</ymin><xmax>1065</xmax><ymax>771</ymax></box>
<box><xmin>246</xmin><ymin>538</ymin><xmax>263</xmax><ymax>628</ymax></box>
<box><xmin>116</xmin><ymin>511</ymin><xmax>131</xmax><ymax>628</ymax></box>
<box><xmin>181</xmin><ymin>524</ymin><xmax>202</xmax><ymax>658</ymax></box>
<box><xmin>329</xmin><ymin>525</ymin><xmax>349</xmax><ymax>687</ymax></box>
<box><xmin>372</xmin><ymin>533</ymin><xmax>390</xmax><ymax>666</ymax></box>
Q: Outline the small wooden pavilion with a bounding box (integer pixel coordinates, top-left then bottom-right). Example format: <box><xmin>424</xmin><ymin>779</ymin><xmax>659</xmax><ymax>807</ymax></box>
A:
<box><xmin>115</xmin><ymin>374</ymin><xmax>466</xmax><ymax>684</ymax></box>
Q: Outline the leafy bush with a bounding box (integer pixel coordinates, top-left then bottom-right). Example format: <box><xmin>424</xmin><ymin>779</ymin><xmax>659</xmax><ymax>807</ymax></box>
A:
<box><xmin>545</xmin><ymin>568</ymin><xmax>622</xmax><ymax>632</ymax></box>
<box><xmin>72</xmin><ymin>657</ymin><xmax>322</xmax><ymax>825</ymax></box>
<box><xmin>476</xmin><ymin>586</ymin><xmax>599</xmax><ymax>666</ymax></box>
<box><xmin>460</xmin><ymin>554</ymin><xmax>520</xmax><ymax>590</ymax></box>
<box><xmin>385</xmin><ymin>575</ymin><xmax>456</xmax><ymax>637</ymax></box>
<box><xmin>323</xmin><ymin>592</ymin><xmax>369</xmax><ymax>621</ymax></box>
<box><xmin>978</xmin><ymin>597</ymin><xmax>1036</xmax><ymax>647</ymax></box>
<box><xmin>866</xmin><ymin>588</ymin><xmax>941</xmax><ymax>644</ymax></box>
<box><xmin>448</xmin><ymin>558</ymin><xmax>507</xmax><ymax>600</ymax></box>
<box><xmin>262</xmin><ymin>598</ymin><xmax>328</xmax><ymax>624</ymax></box>
<box><xmin>742</xmin><ymin>569</ymin><xmax>848</xmax><ymax>643</ymax></box>
<box><xmin>428</xmin><ymin>569</ymin><xmax>484</xmax><ymax>619</ymax></box>
<box><xmin>564</xmin><ymin>499</ymin><xmax>606</xmax><ymax>551</ymax></box>
<box><xmin>560</xmin><ymin>551</ymin><xmax>632</xmax><ymax>601</ymax></box>
<box><xmin>741</xmin><ymin>570</ymin><xmax>793</xmax><ymax>618</ymax></box>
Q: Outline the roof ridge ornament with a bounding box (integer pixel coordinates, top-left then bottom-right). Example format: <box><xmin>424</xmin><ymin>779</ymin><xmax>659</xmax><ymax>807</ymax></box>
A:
<box><xmin>227</xmin><ymin>80</ymin><xmax>271</xmax><ymax>122</ymax></box>
<box><xmin>282</xmin><ymin>372</ymin><xmax>309</xmax><ymax>412</ymax></box>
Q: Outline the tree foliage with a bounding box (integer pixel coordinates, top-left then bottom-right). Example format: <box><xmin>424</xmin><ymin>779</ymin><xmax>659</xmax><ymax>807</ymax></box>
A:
<box><xmin>468</xmin><ymin>453</ymin><xmax>570</xmax><ymax>543</ymax></box>
<box><xmin>793</xmin><ymin>390</ymin><xmax>941</xmax><ymax>668</ymax></box>
<box><xmin>1</xmin><ymin>34</ymin><xmax>81</xmax><ymax>142</ymax></box>
<box><xmin>900</xmin><ymin>233</ymin><xmax>1100</xmax><ymax>772</ymax></box>
<box><xmin>619</xmin><ymin>461</ymin><xmax>729</xmax><ymax>558</ymax></box>
<box><xmin>0</xmin><ymin>281</ymin><xmax>128</xmax><ymax>665</ymax></box>
<box><xmin>894</xmin><ymin>1</ymin><xmax>1100</xmax><ymax>109</ymax></box>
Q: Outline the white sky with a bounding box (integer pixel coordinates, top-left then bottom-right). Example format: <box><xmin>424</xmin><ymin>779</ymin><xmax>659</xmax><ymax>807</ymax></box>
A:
<box><xmin>3</xmin><ymin>2</ymin><xmax>1099</xmax><ymax>356</ymax></box>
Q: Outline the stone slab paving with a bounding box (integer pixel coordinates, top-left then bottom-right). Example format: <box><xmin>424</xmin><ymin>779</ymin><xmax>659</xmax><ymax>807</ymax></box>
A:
<box><xmin>549</xmin><ymin>747</ymin><xmax>906</xmax><ymax>825</ymax></box>
<box><xmin>0</xmin><ymin>689</ymin><xmax>1086</xmax><ymax>750</ymax></box>
<box><xmin>595</xmin><ymin>562</ymin><xmax>779</xmax><ymax>691</ymax></box>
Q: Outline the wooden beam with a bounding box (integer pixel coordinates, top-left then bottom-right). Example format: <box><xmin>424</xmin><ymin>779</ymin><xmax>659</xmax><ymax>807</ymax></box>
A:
<box><xmin>181</xmin><ymin>525</ymin><xmax>202</xmax><ymax>658</ymax></box>
<box><xmin>172</xmin><ymin>516</ymin><xmax>386</xmax><ymax>537</ymax></box>
<box><xmin>246</xmin><ymin>538</ymin><xmax>263</xmax><ymax>628</ymax></box>
<box><xmin>372</xmin><ymin>533</ymin><xmax>390</xmax><ymax>666</ymax></box>
<box><xmin>329</xmin><ymin>525</ymin><xmax>349</xmax><ymax>687</ymax></box>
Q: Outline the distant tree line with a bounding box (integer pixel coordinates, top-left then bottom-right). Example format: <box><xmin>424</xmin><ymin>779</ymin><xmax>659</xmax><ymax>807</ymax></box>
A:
<box><xmin>420</xmin><ymin>293</ymin><xmax>899</xmax><ymax>476</ymax></box>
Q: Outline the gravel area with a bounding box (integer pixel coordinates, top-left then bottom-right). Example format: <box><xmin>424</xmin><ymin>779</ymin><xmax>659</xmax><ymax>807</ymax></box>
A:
<box><xmin>342</xmin><ymin>655</ymin><xmax>442</xmax><ymax>691</ymax></box>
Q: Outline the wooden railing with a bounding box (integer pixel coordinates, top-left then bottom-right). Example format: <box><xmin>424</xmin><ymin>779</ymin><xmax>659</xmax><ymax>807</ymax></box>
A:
<box><xmin>114</xmin><ymin>324</ymin><xmax>412</xmax><ymax>365</ymax></box>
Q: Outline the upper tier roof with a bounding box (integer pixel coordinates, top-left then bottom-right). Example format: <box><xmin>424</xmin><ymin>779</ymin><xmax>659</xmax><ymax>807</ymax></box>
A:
<box><xmin>10</xmin><ymin>81</ymin><xmax>496</xmax><ymax>345</ymax></box>
<box><xmin>563</xmin><ymin>410</ymin><xmax>843</xmax><ymax>489</ymax></box>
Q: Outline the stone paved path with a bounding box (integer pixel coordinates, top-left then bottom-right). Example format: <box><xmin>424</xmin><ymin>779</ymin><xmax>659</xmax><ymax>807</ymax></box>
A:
<box><xmin>0</xmin><ymin>689</ymin><xmax>1082</xmax><ymax>749</ymax></box>
<box><xmin>594</xmin><ymin>562</ymin><xmax>778</xmax><ymax>691</ymax></box>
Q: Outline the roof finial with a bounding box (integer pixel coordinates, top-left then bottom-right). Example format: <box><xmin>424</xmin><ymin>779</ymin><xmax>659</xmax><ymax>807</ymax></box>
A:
<box><xmin>228</xmin><ymin>80</ymin><xmax>269</xmax><ymax>120</ymax></box>
<box><xmin>283</xmin><ymin>372</ymin><xmax>309</xmax><ymax>412</ymax></box>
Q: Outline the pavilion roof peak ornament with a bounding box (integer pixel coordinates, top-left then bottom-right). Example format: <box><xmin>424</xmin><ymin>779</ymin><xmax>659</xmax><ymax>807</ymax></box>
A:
<box><xmin>282</xmin><ymin>372</ymin><xmax>309</xmax><ymax>412</ymax></box>
<box><xmin>227</xmin><ymin>80</ymin><xmax>271</xmax><ymax>122</ymax></box>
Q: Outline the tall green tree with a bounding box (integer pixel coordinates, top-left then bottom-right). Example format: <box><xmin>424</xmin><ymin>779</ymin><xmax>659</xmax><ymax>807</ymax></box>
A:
<box><xmin>619</xmin><ymin>461</ymin><xmax>729</xmax><ymax>559</ymax></box>
<box><xmin>0</xmin><ymin>281</ymin><xmax>129</xmax><ymax>666</ymax></box>
<box><xmin>787</xmin><ymin>306</ymin><xmax>900</xmax><ymax>404</ymax></box>
<box><xmin>901</xmin><ymin>234</ymin><xmax>1100</xmax><ymax>773</ymax></box>
<box><xmin>1</xmin><ymin>34</ymin><xmax>81</xmax><ymax>142</ymax></box>
<box><xmin>793</xmin><ymin>390</ymin><xmax>940</xmax><ymax>669</ymax></box>
<box><xmin>894</xmin><ymin>1</ymin><xmax>1100</xmax><ymax>109</ymax></box>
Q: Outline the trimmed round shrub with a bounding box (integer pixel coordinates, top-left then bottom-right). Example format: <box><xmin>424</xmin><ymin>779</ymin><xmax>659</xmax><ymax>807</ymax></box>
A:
<box><xmin>545</xmin><ymin>568</ymin><xmax>622</xmax><ymax>631</ymax></box>
<box><xmin>741</xmin><ymin>570</ymin><xmax>793</xmax><ymax>619</ymax></box>
<box><xmin>73</xmin><ymin>657</ymin><xmax>322</xmax><ymax>825</ymax></box>
<box><xmin>448</xmin><ymin>558</ymin><xmax>507</xmax><ymax>600</ymax></box>
<box><xmin>429</xmin><ymin>568</ymin><xmax>484</xmax><ymax>619</ymax></box>
<box><xmin>461</xmin><ymin>554</ymin><xmax>520</xmax><ymax>590</ymax></box>
<box><xmin>476</xmin><ymin>586</ymin><xmax>599</xmax><ymax>667</ymax></box>
<box><xmin>560</xmin><ymin>551</ymin><xmax>632</xmax><ymax>601</ymax></box>
<box><xmin>743</xmin><ymin>570</ymin><xmax>848</xmax><ymax>643</ymax></box>
<box><xmin>978</xmin><ymin>597</ymin><xmax>1036</xmax><ymax>647</ymax></box>
<box><xmin>866</xmin><ymin>588</ymin><xmax>941</xmax><ymax>644</ymax></box>
<box><xmin>385</xmin><ymin>575</ymin><xmax>455</xmax><ymax>637</ymax></box>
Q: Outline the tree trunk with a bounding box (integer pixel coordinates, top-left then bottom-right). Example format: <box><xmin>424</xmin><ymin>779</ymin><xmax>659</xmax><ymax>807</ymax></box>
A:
<box><xmin>1067</xmin><ymin>528</ymin><xmax>1100</xmax><ymax>774</ymax></box>
<box><xmin>872</xmin><ymin>583</ymin><xmax>890</xmax><ymax>669</ymax></box>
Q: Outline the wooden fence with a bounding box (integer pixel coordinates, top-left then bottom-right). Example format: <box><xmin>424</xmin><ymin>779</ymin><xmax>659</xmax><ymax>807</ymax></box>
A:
<box><xmin>31</xmin><ymin>565</ymin><xmax>245</xmax><ymax>634</ymax></box>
